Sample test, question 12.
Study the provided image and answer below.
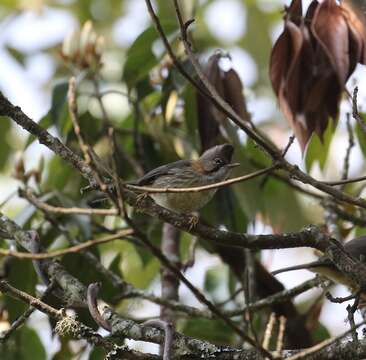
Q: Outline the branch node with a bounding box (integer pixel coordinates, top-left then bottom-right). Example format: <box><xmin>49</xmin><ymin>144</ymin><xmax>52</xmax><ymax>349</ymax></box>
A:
<box><xmin>183</xmin><ymin>18</ymin><xmax>195</xmax><ymax>37</ymax></box>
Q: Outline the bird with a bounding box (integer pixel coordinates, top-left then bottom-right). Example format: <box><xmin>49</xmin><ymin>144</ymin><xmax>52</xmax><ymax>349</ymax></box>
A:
<box><xmin>131</xmin><ymin>143</ymin><xmax>239</xmax><ymax>214</ymax></box>
<box><xmin>272</xmin><ymin>236</ymin><xmax>366</xmax><ymax>290</ymax></box>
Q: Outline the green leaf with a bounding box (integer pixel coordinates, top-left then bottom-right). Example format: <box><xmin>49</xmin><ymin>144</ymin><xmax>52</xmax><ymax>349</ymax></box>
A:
<box><xmin>181</xmin><ymin>318</ymin><xmax>235</xmax><ymax>345</ymax></box>
<box><xmin>52</xmin><ymin>337</ymin><xmax>73</xmax><ymax>360</ymax></box>
<box><xmin>305</xmin><ymin>120</ymin><xmax>335</xmax><ymax>172</ymax></box>
<box><xmin>204</xmin><ymin>265</ymin><xmax>228</xmax><ymax>301</ymax></box>
<box><xmin>3</xmin><ymin>259</ymin><xmax>37</xmax><ymax>321</ymax></box>
<box><xmin>5</xmin><ymin>46</ymin><xmax>26</xmax><ymax>66</ymax></box>
<box><xmin>50</xmin><ymin>81</ymin><xmax>71</xmax><ymax>137</ymax></box>
<box><xmin>25</xmin><ymin>81</ymin><xmax>69</xmax><ymax>148</ymax></box>
<box><xmin>108</xmin><ymin>253</ymin><xmax>123</xmax><ymax>278</ymax></box>
<box><xmin>0</xmin><ymin>326</ymin><xmax>46</xmax><ymax>360</ymax></box>
<box><xmin>262</xmin><ymin>177</ymin><xmax>310</xmax><ymax>232</ymax></box>
<box><xmin>89</xmin><ymin>347</ymin><xmax>105</xmax><ymax>360</ymax></box>
<box><xmin>49</xmin><ymin>81</ymin><xmax>69</xmax><ymax>124</ymax></box>
<box><xmin>19</xmin><ymin>327</ymin><xmax>46</xmax><ymax>360</ymax></box>
<box><xmin>246</xmin><ymin>138</ymin><xmax>271</xmax><ymax>167</ymax></box>
<box><xmin>354</xmin><ymin>226</ymin><xmax>366</xmax><ymax>238</ymax></box>
<box><xmin>43</xmin><ymin>156</ymin><xmax>79</xmax><ymax>192</ymax></box>
<box><xmin>311</xmin><ymin>322</ymin><xmax>331</xmax><ymax>343</ymax></box>
<box><xmin>123</xmin><ymin>23</ymin><xmax>176</xmax><ymax>88</ymax></box>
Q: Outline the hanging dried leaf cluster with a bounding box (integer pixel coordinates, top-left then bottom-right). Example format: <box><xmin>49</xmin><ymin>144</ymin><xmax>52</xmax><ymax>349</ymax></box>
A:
<box><xmin>270</xmin><ymin>0</ymin><xmax>366</xmax><ymax>151</ymax></box>
<box><xmin>197</xmin><ymin>54</ymin><xmax>248</xmax><ymax>152</ymax></box>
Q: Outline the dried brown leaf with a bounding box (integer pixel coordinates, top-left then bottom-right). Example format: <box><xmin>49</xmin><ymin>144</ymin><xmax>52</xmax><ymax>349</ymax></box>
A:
<box><xmin>222</xmin><ymin>68</ymin><xmax>248</xmax><ymax>121</ymax></box>
<box><xmin>342</xmin><ymin>0</ymin><xmax>366</xmax><ymax>67</ymax></box>
<box><xmin>312</xmin><ymin>0</ymin><xmax>349</xmax><ymax>84</ymax></box>
<box><xmin>305</xmin><ymin>0</ymin><xmax>319</xmax><ymax>22</ymax></box>
<box><xmin>285</xmin><ymin>21</ymin><xmax>307</xmax><ymax>114</ymax></box>
<box><xmin>286</xmin><ymin>0</ymin><xmax>303</xmax><ymax>24</ymax></box>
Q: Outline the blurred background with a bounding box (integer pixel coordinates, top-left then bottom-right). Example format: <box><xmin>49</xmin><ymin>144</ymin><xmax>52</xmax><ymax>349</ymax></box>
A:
<box><xmin>1</xmin><ymin>0</ymin><xmax>366</xmax><ymax>358</ymax></box>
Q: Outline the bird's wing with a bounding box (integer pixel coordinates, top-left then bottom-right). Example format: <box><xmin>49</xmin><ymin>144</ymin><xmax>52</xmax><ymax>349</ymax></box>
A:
<box><xmin>344</xmin><ymin>236</ymin><xmax>366</xmax><ymax>260</ymax></box>
<box><xmin>134</xmin><ymin>160</ymin><xmax>191</xmax><ymax>186</ymax></box>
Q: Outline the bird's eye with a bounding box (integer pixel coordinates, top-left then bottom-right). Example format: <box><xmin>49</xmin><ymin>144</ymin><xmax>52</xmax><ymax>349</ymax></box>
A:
<box><xmin>214</xmin><ymin>158</ymin><xmax>223</xmax><ymax>166</ymax></box>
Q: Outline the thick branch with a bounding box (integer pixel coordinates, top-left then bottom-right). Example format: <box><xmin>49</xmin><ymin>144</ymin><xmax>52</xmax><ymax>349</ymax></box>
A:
<box><xmin>0</xmin><ymin>212</ymin><xmax>87</xmax><ymax>306</ymax></box>
<box><xmin>0</xmin><ymin>280</ymin><xmax>157</xmax><ymax>360</ymax></box>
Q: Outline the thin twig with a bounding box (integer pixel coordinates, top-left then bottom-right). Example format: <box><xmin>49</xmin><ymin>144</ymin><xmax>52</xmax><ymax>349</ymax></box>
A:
<box><xmin>282</xmin><ymin>135</ymin><xmax>295</xmax><ymax>157</ymax></box>
<box><xmin>0</xmin><ymin>280</ymin><xmax>63</xmax><ymax>319</ymax></box>
<box><xmin>68</xmin><ymin>77</ymin><xmax>92</xmax><ymax>165</ymax></box>
<box><xmin>127</xmin><ymin>164</ymin><xmax>278</xmax><ymax>193</ymax></box>
<box><xmin>118</xmin><ymin>220</ymin><xmax>273</xmax><ymax>357</ymax></box>
<box><xmin>341</xmin><ymin>114</ymin><xmax>355</xmax><ymax>182</ymax></box>
<box><xmin>216</xmin><ymin>286</ymin><xmax>244</xmax><ymax>307</ymax></box>
<box><xmin>68</xmin><ymin>77</ymin><xmax>111</xmax><ymax>188</ymax></box>
<box><xmin>244</xmin><ymin>249</ymin><xmax>259</xmax><ymax>343</ymax></box>
<box><xmin>22</xmin><ymin>188</ymin><xmax>118</xmax><ymax>216</ymax></box>
<box><xmin>286</xmin><ymin>320</ymin><xmax>366</xmax><ymax>360</ymax></box>
<box><xmin>0</xmin><ymin>281</ymin><xmax>56</xmax><ymax>342</ymax></box>
<box><xmin>0</xmin><ymin>281</ymin><xmax>153</xmax><ymax>359</ymax></box>
<box><xmin>144</xmin><ymin>0</ymin><xmax>208</xmax><ymax>99</ymax></box>
<box><xmin>144</xmin><ymin>0</ymin><xmax>366</xmax><ymax>211</ymax></box>
<box><xmin>322</xmin><ymin>202</ymin><xmax>366</xmax><ymax>226</ymax></box>
<box><xmin>225</xmin><ymin>277</ymin><xmax>322</xmax><ymax>317</ymax></box>
<box><xmin>322</xmin><ymin>174</ymin><xmax>366</xmax><ymax>186</ymax></box>
<box><xmin>275</xmin><ymin>316</ymin><xmax>287</xmax><ymax>358</ymax></box>
<box><xmin>352</xmin><ymin>86</ymin><xmax>366</xmax><ymax>137</ymax></box>
<box><xmin>347</xmin><ymin>290</ymin><xmax>361</xmax><ymax>344</ymax></box>
<box><xmin>42</xmin><ymin>212</ymin><xmax>133</xmax><ymax>293</ymax></box>
<box><xmin>262</xmin><ymin>313</ymin><xmax>276</xmax><ymax>350</ymax></box>
<box><xmin>0</xmin><ymin>230</ymin><xmax>133</xmax><ymax>259</ymax></box>
<box><xmin>173</xmin><ymin>0</ymin><xmax>277</xmax><ymax>156</ymax></box>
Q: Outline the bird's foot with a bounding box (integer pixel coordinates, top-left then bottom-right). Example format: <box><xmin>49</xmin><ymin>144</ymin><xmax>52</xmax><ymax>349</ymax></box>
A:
<box><xmin>187</xmin><ymin>214</ymin><xmax>199</xmax><ymax>230</ymax></box>
<box><xmin>135</xmin><ymin>193</ymin><xmax>149</xmax><ymax>208</ymax></box>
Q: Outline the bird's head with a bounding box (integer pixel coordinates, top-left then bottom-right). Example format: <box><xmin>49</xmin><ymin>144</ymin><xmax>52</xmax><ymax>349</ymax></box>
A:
<box><xmin>196</xmin><ymin>143</ymin><xmax>239</xmax><ymax>180</ymax></box>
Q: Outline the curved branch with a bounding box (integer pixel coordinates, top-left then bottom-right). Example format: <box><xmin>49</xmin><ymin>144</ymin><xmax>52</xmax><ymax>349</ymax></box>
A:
<box><xmin>87</xmin><ymin>283</ymin><xmax>112</xmax><ymax>331</ymax></box>
<box><xmin>143</xmin><ymin>320</ymin><xmax>174</xmax><ymax>360</ymax></box>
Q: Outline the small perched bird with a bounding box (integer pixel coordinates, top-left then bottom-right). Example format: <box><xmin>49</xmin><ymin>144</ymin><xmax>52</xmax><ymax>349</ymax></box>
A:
<box><xmin>133</xmin><ymin>143</ymin><xmax>239</xmax><ymax>213</ymax></box>
<box><xmin>272</xmin><ymin>236</ymin><xmax>366</xmax><ymax>290</ymax></box>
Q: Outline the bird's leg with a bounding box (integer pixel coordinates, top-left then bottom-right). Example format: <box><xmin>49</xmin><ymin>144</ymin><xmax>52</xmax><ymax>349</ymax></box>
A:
<box><xmin>347</xmin><ymin>289</ymin><xmax>361</xmax><ymax>344</ymax></box>
<box><xmin>187</xmin><ymin>212</ymin><xmax>199</xmax><ymax>231</ymax></box>
<box><xmin>135</xmin><ymin>192</ymin><xmax>149</xmax><ymax>208</ymax></box>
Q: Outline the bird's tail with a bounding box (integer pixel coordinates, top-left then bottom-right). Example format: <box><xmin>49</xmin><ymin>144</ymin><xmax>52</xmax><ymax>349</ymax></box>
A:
<box><xmin>271</xmin><ymin>261</ymin><xmax>324</xmax><ymax>276</ymax></box>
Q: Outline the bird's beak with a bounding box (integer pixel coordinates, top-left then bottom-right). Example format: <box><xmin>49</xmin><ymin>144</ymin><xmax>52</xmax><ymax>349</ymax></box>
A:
<box><xmin>227</xmin><ymin>163</ymin><xmax>240</xmax><ymax>168</ymax></box>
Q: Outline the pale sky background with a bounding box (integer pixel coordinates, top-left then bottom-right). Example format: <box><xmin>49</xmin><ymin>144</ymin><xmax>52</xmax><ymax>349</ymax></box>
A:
<box><xmin>1</xmin><ymin>0</ymin><xmax>366</xmax><ymax>358</ymax></box>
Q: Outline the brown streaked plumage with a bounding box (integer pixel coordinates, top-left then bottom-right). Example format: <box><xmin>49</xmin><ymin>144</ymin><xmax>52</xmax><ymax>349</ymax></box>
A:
<box><xmin>133</xmin><ymin>144</ymin><xmax>239</xmax><ymax>213</ymax></box>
